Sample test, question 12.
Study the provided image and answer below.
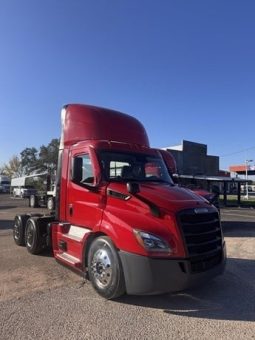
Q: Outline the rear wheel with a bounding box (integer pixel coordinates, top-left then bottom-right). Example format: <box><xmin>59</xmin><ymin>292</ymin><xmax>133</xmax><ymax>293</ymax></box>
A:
<box><xmin>47</xmin><ymin>197</ymin><xmax>55</xmax><ymax>211</ymax></box>
<box><xmin>88</xmin><ymin>236</ymin><xmax>125</xmax><ymax>299</ymax></box>
<box><xmin>29</xmin><ymin>194</ymin><xmax>38</xmax><ymax>208</ymax></box>
<box><xmin>25</xmin><ymin>217</ymin><xmax>44</xmax><ymax>254</ymax></box>
<box><xmin>13</xmin><ymin>215</ymin><xmax>29</xmax><ymax>246</ymax></box>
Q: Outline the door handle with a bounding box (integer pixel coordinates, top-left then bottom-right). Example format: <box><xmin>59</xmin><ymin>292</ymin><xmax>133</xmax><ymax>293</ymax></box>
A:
<box><xmin>69</xmin><ymin>204</ymin><xmax>73</xmax><ymax>216</ymax></box>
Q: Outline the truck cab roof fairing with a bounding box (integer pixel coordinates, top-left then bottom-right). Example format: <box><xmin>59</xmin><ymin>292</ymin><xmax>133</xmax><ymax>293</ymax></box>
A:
<box><xmin>60</xmin><ymin>104</ymin><xmax>150</xmax><ymax>149</ymax></box>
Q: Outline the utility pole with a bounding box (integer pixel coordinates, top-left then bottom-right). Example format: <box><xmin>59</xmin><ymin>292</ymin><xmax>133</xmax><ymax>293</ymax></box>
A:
<box><xmin>245</xmin><ymin>159</ymin><xmax>253</xmax><ymax>199</ymax></box>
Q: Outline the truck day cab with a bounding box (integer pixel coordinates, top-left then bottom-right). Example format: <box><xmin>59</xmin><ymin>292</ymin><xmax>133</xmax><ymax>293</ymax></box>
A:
<box><xmin>0</xmin><ymin>175</ymin><xmax>11</xmax><ymax>193</ymax></box>
<box><xmin>13</xmin><ymin>104</ymin><xmax>226</xmax><ymax>299</ymax></box>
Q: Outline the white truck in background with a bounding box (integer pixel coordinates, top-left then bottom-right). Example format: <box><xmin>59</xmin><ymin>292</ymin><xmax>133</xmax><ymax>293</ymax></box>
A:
<box><xmin>11</xmin><ymin>172</ymin><xmax>56</xmax><ymax>210</ymax></box>
<box><xmin>0</xmin><ymin>175</ymin><xmax>11</xmax><ymax>193</ymax></box>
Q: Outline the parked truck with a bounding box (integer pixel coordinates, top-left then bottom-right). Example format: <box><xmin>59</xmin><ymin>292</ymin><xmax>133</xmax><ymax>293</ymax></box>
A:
<box><xmin>0</xmin><ymin>175</ymin><xmax>11</xmax><ymax>193</ymax></box>
<box><xmin>11</xmin><ymin>175</ymin><xmax>38</xmax><ymax>198</ymax></box>
<box><xmin>26</xmin><ymin>173</ymin><xmax>56</xmax><ymax>211</ymax></box>
<box><xmin>11</xmin><ymin>173</ymin><xmax>56</xmax><ymax>210</ymax></box>
<box><xmin>13</xmin><ymin>104</ymin><xmax>226</xmax><ymax>299</ymax></box>
<box><xmin>158</xmin><ymin>149</ymin><xmax>220</xmax><ymax>210</ymax></box>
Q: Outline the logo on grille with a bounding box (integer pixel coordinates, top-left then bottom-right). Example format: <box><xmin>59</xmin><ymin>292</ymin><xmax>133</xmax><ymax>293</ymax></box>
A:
<box><xmin>194</xmin><ymin>208</ymin><xmax>209</xmax><ymax>214</ymax></box>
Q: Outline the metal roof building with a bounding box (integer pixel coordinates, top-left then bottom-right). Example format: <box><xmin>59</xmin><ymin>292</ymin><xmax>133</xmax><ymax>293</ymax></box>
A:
<box><xmin>163</xmin><ymin>140</ymin><xmax>250</xmax><ymax>206</ymax></box>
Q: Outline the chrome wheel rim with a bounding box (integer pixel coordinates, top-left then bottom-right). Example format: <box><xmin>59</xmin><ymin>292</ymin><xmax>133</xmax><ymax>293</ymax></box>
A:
<box><xmin>48</xmin><ymin>199</ymin><xmax>53</xmax><ymax>210</ymax></box>
<box><xmin>30</xmin><ymin>196</ymin><xmax>35</xmax><ymax>206</ymax></box>
<box><xmin>91</xmin><ymin>248</ymin><xmax>112</xmax><ymax>288</ymax></box>
<box><xmin>26</xmin><ymin>223</ymin><xmax>34</xmax><ymax>247</ymax></box>
<box><xmin>13</xmin><ymin>221</ymin><xmax>20</xmax><ymax>240</ymax></box>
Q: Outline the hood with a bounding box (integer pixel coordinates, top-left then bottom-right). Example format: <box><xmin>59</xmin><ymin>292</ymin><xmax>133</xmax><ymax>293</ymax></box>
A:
<box><xmin>138</xmin><ymin>183</ymin><xmax>212</xmax><ymax>213</ymax></box>
<box><xmin>107</xmin><ymin>182</ymin><xmax>212</xmax><ymax>214</ymax></box>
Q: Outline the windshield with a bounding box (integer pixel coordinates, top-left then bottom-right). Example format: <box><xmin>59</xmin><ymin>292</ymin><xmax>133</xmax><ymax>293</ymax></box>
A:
<box><xmin>100</xmin><ymin>151</ymin><xmax>173</xmax><ymax>184</ymax></box>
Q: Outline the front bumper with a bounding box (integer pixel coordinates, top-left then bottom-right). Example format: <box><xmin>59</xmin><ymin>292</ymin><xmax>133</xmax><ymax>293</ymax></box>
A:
<box><xmin>119</xmin><ymin>244</ymin><xmax>226</xmax><ymax>295</ymax></box>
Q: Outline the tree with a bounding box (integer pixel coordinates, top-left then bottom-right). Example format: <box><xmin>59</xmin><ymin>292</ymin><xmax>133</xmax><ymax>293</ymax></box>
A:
<box><xmin>2</xmin><ymin>138</ymin><xmax>60</xmax><ymax>179</ymax></box>
<box><xmin>0</xmin><ymin>155</ymin><xmax>23</xmax><ymax>178</ymax></box>
<box><xmin>20</xmin><ymin>147</ymin><xmax>39</xmax><ymax>175</ymax></box>
<box><xmin>38</xmin><ymin>138</ymin><xmax>59</xmax><ymax>173</ymax></box>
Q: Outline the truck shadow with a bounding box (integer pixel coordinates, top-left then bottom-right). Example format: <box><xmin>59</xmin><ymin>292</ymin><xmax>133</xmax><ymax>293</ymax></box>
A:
<box><xmin>118</xmin><ymin>258</ymin><xmax>255</xmax><ymax>322</ymax></box>
<box><xmin>0</xmin><ymin>219</ymin><xmax>13</xmax><ymax>230</ymax></box>
<box><xmin>222</xmin><ymin>221</ymin><xmax>255</xmax><ymax>237</ymax></box>
<box><xmin>0</xmin><ymin>205</ymin><xmax>18</xmax><ymax>210</ymax></box>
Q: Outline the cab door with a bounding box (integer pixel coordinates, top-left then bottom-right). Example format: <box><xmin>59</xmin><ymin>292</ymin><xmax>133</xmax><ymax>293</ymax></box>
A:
<box><xmin>66</xmin><ymin>147</ymin><xmax>103</xmax><ymax>229</ymax></box>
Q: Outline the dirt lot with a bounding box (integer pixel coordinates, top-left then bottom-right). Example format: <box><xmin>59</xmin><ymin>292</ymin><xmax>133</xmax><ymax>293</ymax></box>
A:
<box><xmin>0</xmin><ymin>196</ymin><xmax>81</xmax><ymax>302</ymax></box>
<box><xmin>0</xmin><ymin>194</ymin><xmax>255</xmax><ymax>339</ymax></box>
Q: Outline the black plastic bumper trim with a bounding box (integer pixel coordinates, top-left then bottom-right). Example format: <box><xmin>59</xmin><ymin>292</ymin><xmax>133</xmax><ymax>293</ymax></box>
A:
<box><xmin>119</xmin><ymin>244</ymin><xmax>226</xmax><ymax>295</ymax></box>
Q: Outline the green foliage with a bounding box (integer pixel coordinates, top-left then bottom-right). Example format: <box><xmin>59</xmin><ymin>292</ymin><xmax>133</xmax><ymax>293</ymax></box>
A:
<box><xmin>20</xmin><ymin>147</ymin><xmax>38</xmax><ymax>175</ymax></box>
<box><xmin>1</xmin><ymin>138</ymin><xmax>60</xmax><ymax>178</ymax></box>
<box><xmin>37</xmin><ymin>138</ymin><xmax>59</xmax><ymax>173</ymax></box>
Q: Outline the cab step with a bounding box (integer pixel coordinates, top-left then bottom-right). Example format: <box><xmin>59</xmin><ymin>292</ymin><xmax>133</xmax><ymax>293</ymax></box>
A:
<box><xmin>55</xmin><ymin>252</ymin><xmax>81</xmax><ymax>268</ymax></box>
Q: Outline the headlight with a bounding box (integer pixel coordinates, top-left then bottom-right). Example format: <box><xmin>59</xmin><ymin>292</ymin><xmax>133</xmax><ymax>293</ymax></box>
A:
<box><xmin>133</xmin><ymin>229</ymin><xmax>171</xmax><ymax>253</ymax></box>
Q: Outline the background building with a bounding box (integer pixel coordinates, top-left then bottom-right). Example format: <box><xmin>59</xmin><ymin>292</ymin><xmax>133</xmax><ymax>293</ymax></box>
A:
<box><xmin>163</xmin><ymin>140</ymin><xmax>219</xmax><ymax>176</ymax></box>
<box><xmin>162</xmin><ymin>140</ymin><xmax>249</xmax><ymax>206</ymax></box>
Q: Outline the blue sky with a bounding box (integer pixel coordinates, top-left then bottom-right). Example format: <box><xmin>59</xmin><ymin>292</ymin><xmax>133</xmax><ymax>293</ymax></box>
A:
<box><xmin>0</xmin><ymin>0</ymin><xmax>255</xmax><ymax>171</ymax></box>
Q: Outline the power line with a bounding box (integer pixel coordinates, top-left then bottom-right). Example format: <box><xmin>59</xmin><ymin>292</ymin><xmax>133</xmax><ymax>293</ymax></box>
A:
<box><xmin>220</xmin><ymin>146</ymin><xmax>255</xmax><ymax>158</ymax></box>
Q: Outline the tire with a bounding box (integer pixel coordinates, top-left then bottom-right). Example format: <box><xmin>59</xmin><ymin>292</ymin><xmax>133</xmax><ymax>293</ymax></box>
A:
<box><xmin>25</xmin><ymin>217</ymin><xmax>44</xmax><ymax>254</ymax></box>
<box><xmin>13</xmin><ymin>215</ymin><xmax>29</xmax><ymax>246</ymax></box>
<box><xmin>29</xmin><ymin>194</ymin><xmax>38</xmax><ymax>208</ymax></box>
<box><xmin>88</xmin><ymin>236</ymin><xmax>125</xmax><ymax>299</ymax></box>
<box><xmin>47</xmin><ymin>197</ymin><xmax>55</xmax><ymax>211</ymax></box>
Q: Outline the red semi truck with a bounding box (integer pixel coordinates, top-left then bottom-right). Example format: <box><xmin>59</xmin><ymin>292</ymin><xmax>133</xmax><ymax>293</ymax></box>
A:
<box><xmin>13</xmin><ymin>104</ymin><xmax>226</xmax><ymax>299</ymax></box>
<box><xmin>158</xmin><ymin>149</ymin><xmax>220</xmax><ymax>210</ymax></box>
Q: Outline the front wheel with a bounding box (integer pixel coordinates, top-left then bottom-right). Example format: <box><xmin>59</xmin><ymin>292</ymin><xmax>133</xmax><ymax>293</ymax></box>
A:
<box><xmin>88</xmin><ymin>236</ymin><xmax>125</xmax><ymax>299</ymax></box>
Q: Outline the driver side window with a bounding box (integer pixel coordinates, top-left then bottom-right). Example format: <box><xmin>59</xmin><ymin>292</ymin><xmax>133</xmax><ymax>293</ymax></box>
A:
<box><xmin>72</xmin><ymin>154</ymin><xmax>94</xmax><ymax>185</ymax></box>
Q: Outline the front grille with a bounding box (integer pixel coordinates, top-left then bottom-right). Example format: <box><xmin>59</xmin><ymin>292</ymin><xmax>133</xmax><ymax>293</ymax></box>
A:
<box><xmin>178</xmin><ymin>208</ymin><xmax>223</xmax><ymax>273</ymax></box>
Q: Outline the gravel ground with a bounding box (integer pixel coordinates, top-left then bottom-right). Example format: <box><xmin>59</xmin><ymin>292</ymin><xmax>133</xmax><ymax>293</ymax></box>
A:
<box><xmin>0</xmin><ymin>195</ymin><xmax>255</xmax><ymax>339</ymax></box>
